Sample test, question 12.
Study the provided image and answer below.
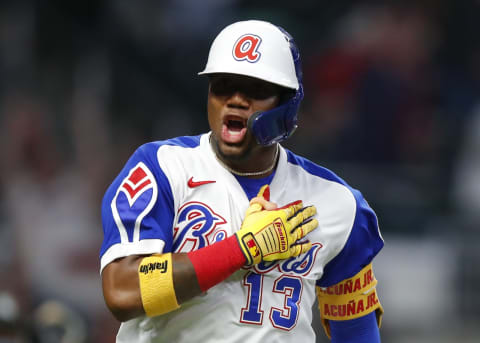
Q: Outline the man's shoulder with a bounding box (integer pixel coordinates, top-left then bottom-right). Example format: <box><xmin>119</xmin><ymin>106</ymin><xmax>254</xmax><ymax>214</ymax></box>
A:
<box><xmin>284</xmin><ymin>149</ymin><xmax>347</xmax><ymax>187</ymax></box>
<box><xmin>284</xmin><ymin>149</ymin><xmax>371</xmax><ymax>211</ymax></box>
<box><xmin>132</xmin><ymin>134</ymin><xmax>205</xmax><ymax>159</ymax></box>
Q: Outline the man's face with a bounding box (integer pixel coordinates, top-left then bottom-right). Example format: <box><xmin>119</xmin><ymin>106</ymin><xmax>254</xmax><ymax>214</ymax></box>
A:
<box><xmin>207</xmin><ymin>73</ymin><xmax>282</xmax><ymax>161</ymax></box>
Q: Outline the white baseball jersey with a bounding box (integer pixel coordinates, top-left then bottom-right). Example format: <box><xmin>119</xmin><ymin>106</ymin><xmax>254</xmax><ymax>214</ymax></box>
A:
<box><xmin>100</xmin><ymin>132</ymin><xmax>384</xmax><ymax>343</ymax></box>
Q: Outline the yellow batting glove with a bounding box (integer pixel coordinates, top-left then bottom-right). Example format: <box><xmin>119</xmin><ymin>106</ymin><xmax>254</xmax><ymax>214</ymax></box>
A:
<box><xmin>236</xmin><ymin>185</ymin><xmax>318</xmax><ymax>266</ymax></box>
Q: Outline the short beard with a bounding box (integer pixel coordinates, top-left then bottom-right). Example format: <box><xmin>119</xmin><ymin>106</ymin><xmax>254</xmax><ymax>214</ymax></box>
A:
<box><xmin>210</xmin><ymin>133</ymin><xmax>256</xmax><ymax>163</ymax></box>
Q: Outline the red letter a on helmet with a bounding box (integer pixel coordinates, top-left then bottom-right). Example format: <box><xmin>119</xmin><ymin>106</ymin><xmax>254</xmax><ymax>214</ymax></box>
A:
<box><xmin>233</xmin><ymin>34</ymin><xmax>262</xmax><ymax>63</ymax></box>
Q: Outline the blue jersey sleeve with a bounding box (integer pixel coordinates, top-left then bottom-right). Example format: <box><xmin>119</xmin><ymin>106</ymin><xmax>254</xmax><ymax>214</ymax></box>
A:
<box><xmin>330</xmin><ymin>312</ymin><xmax>380</xmax><ymax>343</ymax></box>
<box><xmin>100</xmin><ymin>142</ymin><xmax>175</xmax><ymax>270</ymax></box>
<box><xmin>317</xmin><ymin>189</ymin><xmax>384</xmax><ymax>287</ymax></box>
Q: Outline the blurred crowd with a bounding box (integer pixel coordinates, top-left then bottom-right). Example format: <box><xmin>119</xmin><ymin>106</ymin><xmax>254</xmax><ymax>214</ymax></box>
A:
<box><xmin>0</xmin><ymin>1</ymin><xmax>478</xmax><ymax>342</ymax></box>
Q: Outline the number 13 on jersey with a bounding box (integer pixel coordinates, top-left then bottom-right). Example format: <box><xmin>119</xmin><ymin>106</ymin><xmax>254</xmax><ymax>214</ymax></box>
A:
<box><xmin>240</xmin><ymin>271</ymin><xmax>303</xmax><ymax>331</ymax></box>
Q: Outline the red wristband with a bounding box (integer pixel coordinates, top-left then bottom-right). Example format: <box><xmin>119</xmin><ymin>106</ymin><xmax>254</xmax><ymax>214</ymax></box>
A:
<box><xmin>188</xmin><ymin>235</ymin><xmax>246</xmax><ymax>292</ymax></box>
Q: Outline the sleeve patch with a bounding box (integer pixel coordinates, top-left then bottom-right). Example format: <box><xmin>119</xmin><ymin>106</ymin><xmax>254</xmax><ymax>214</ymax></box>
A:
<box><xmin>316</xmin><ymin>263</ymin><xmax>383</xmax><ymax>338</ymax></box>
<box><xmin>111</xmin><ymin>162</ymin><xmax>158</xmax><ymax>243</ymax></box>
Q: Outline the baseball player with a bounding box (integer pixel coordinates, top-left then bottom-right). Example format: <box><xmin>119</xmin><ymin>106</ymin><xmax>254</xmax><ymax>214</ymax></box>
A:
<box><xmin>100</xmin><ymin>20</ymin><xmax>384</xmax><ymax>342</ymax></box>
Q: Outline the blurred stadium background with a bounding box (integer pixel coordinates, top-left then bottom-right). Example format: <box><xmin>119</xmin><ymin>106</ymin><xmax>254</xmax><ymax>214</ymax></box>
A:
<box><xmin>0</xmin><ymin>1</ymin><xmax>479</xmax><ymax>342</ymax></box>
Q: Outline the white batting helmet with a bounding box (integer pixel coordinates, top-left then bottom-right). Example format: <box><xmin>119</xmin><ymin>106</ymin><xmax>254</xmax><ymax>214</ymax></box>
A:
<box><xmin>199</xmin><ymin>20</ymin><xmax>300</xmax><ymax>90</ymax></box>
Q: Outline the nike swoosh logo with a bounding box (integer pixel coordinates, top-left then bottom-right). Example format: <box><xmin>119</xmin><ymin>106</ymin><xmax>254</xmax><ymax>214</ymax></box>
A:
<box><xmin>187</xmin><ymin>177</ymin><xmax>216</xmax><ymax>188</ymax></box>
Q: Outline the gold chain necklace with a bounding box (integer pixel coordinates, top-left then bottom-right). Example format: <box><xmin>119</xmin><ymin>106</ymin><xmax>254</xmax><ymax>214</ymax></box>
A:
<box><xmin>212</xmin><ymin>142</ymin><xmax>279</xmax><ymax>177</ymax></box>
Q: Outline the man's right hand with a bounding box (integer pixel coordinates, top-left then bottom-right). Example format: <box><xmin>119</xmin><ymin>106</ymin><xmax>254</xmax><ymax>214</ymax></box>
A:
<box><xmin>235</xmin><ymin>185</ymin><xmax>318</xmax><ymax>266</ymax></box>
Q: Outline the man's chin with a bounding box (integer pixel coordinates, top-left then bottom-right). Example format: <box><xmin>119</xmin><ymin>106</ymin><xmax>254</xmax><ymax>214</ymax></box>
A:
<box><xmin>218</xmin><ymin>144</ymin><xmax>248</xmax><ymax>162</ymax></box>
<box><xmin>213</xmin><ymin>135</ymin><xmax>253</xmax><ymax>162</ymax></box>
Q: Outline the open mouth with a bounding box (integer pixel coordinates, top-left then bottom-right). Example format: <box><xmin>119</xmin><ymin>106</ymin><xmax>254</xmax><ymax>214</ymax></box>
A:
<box><xmin>226</xmin><ymin>117</ymin><xmax>246</xmax><ymax>132</ymax></box>
<box><xmin>221</xmin><ymin>115</ymin><xmax>247</xmax><ymax>143</ymax></box>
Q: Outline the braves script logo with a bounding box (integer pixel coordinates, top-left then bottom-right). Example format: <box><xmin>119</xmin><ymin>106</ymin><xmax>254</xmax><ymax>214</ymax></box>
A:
<box><xmin>233</xmin><ymin>34</ymin><xmax>262</xmax><ymax>63</ymax></box>
<box><xmin>251</xmin><ymin>243</ymin><xmax>323</xmax><ymax>276</ymax></box>
<box><xmin>112</xmin><ymin>162</ymin><xmax>157</xmax><ymax>243</ymax></box>
<box><xmin>173</xmin><ymin>202</ymin><xmax>226</xmax><ymax>252</ymax></box>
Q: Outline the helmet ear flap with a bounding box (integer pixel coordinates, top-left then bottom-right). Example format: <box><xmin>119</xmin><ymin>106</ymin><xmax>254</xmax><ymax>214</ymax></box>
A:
<box><xmin>247</xmin><ymin>112</ymin><xmax>262</xmax><ymax>132</ymax></box>
<box><xmin>247</xmin><ymin>84</ymin><xmax>302</xmax><ymax>146</ymax></box>
<box><xmin>248</xmin><ymin>26</ymin><xmax>303</xmax><ymax>146</ymax></box>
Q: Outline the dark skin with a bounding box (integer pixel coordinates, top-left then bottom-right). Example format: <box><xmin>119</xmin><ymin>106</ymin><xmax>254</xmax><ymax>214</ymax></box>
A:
<box><xmin>102</xmin><ymin>73</ymin><xmax>283</xmax><ymax>322</ymax></box>
<box><xmin>207</xmin><ymin>73</ymin><xmax>283</xmax><ymax>175</ymax></box>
